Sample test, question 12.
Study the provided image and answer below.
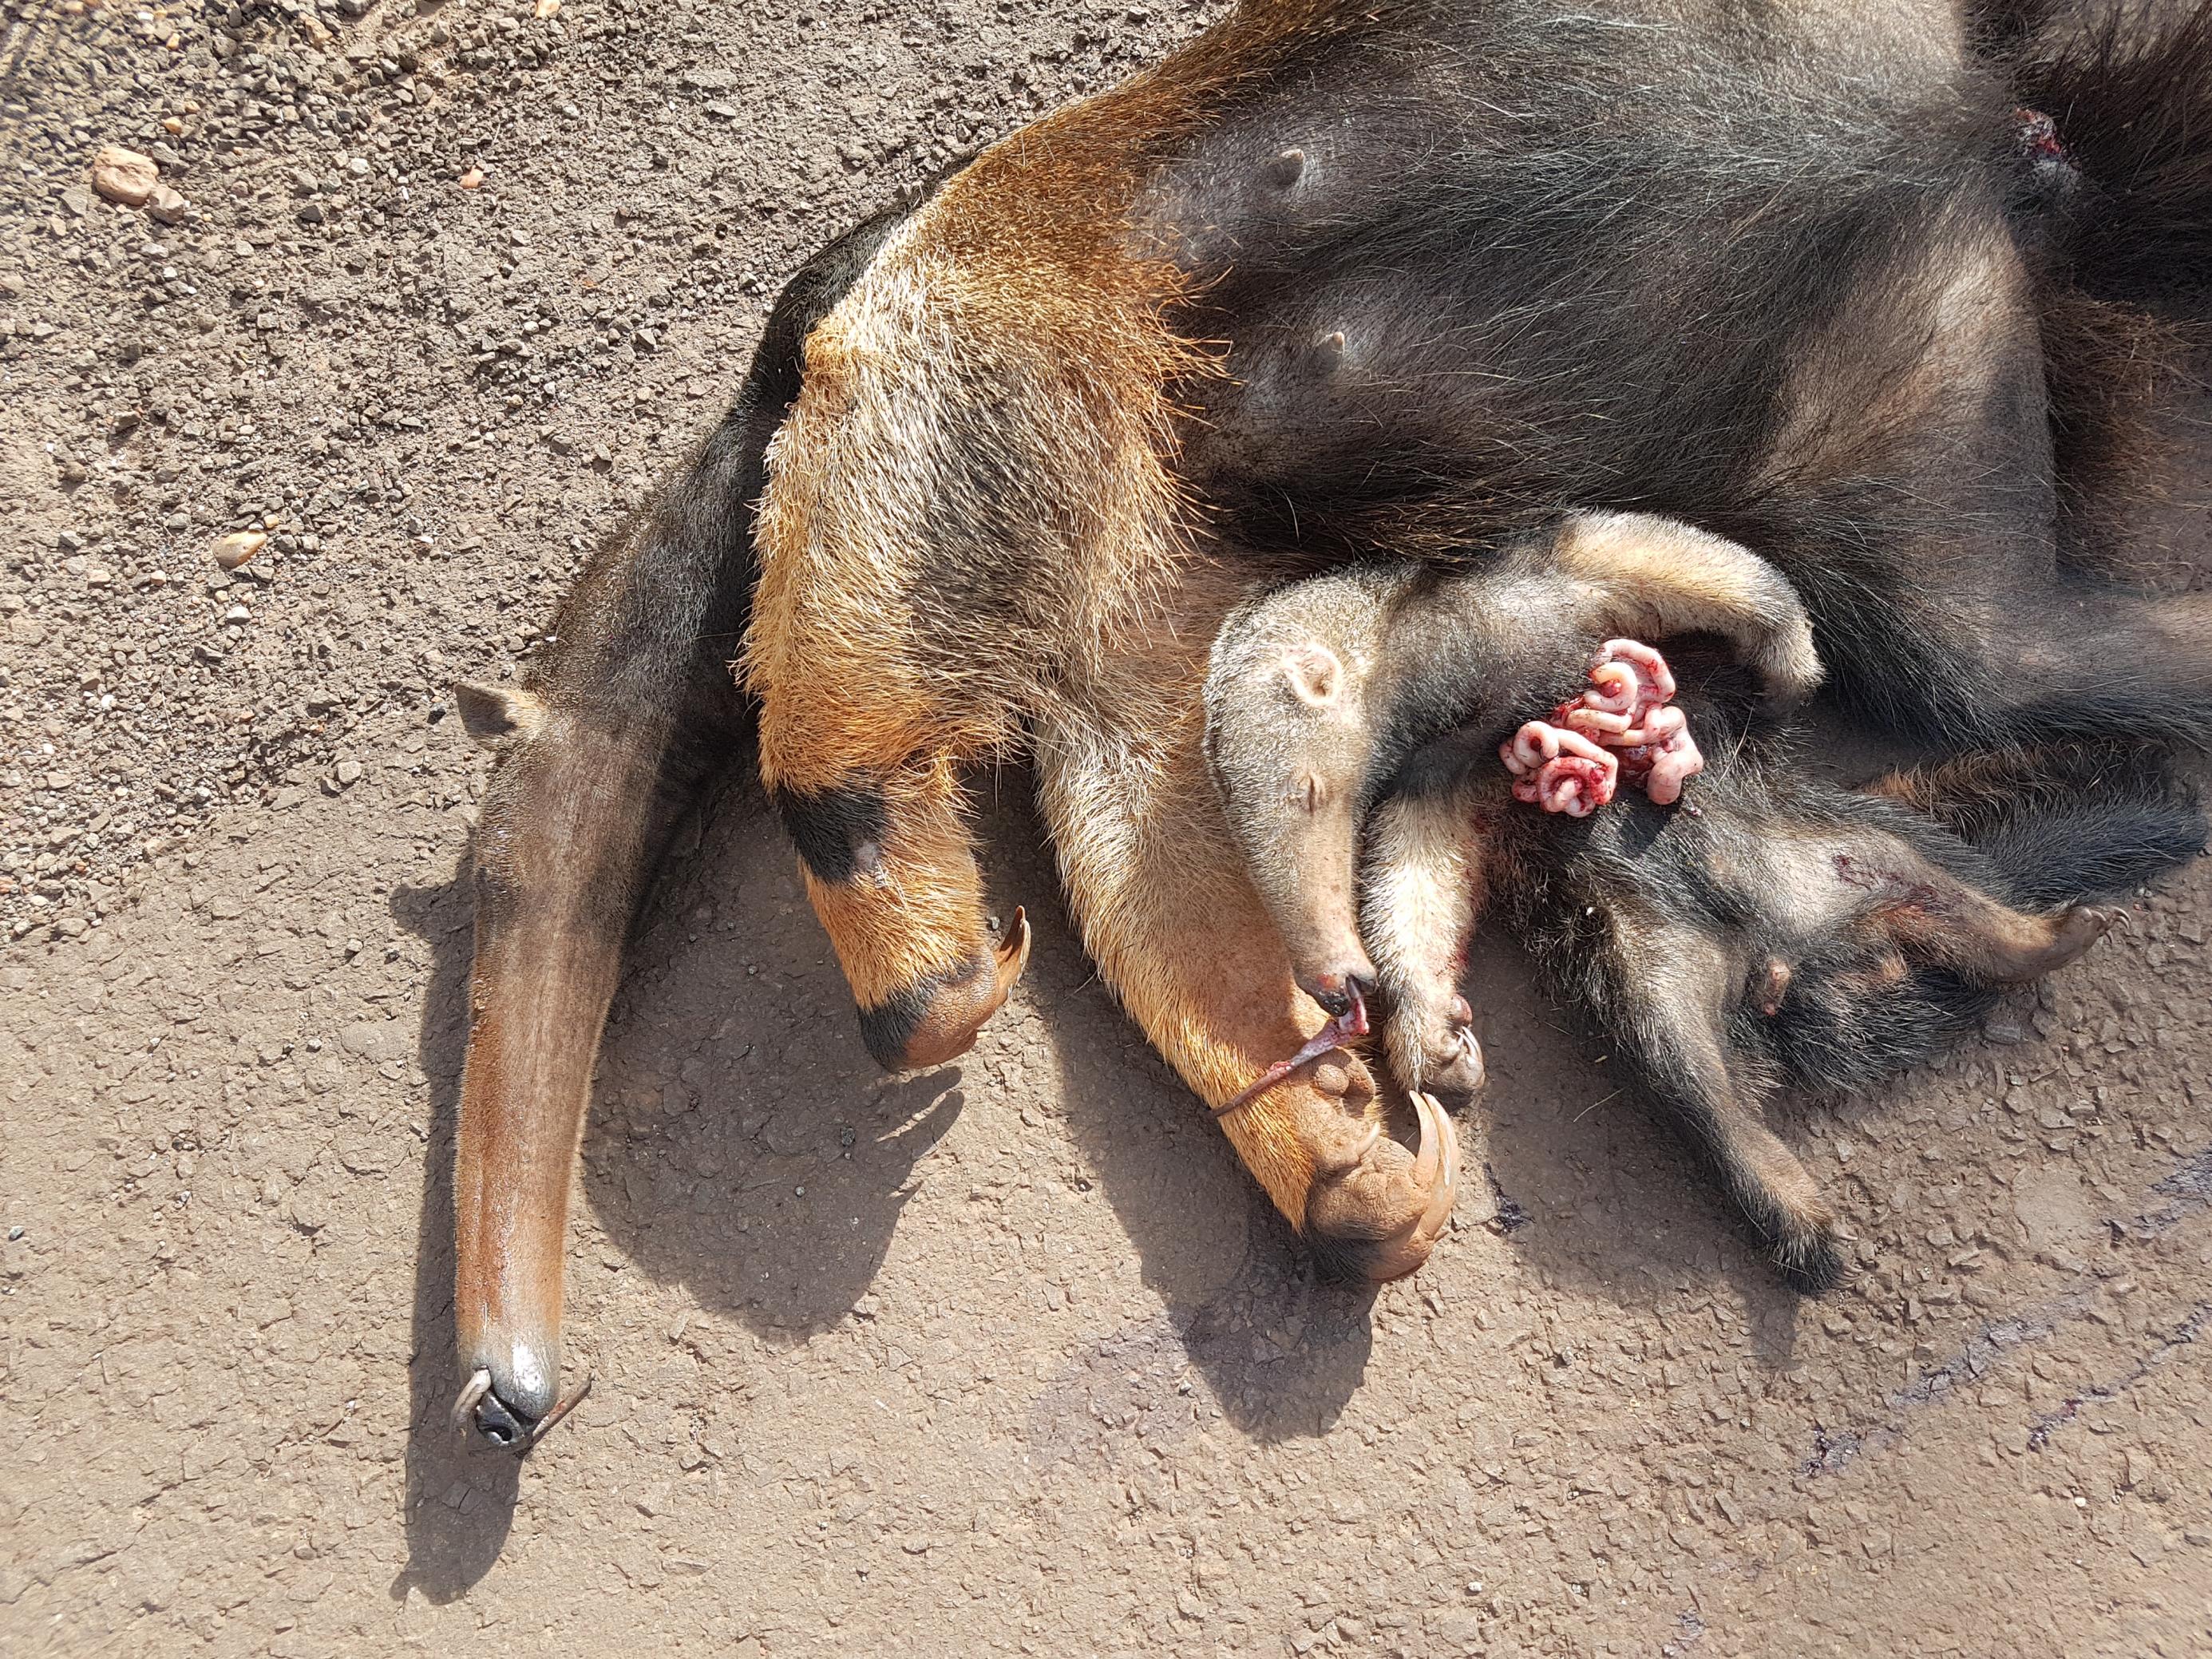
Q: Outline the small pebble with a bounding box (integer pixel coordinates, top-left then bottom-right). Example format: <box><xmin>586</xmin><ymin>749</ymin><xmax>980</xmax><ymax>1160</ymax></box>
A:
<box><xmin>90</xmin><ymin>145</ymin><xmax>158</xmax><ymax>208</ymax></box>
<box><xmin>146</xmin><ymin>183</ymin><xmax>188</xmax><ymax>225</ymax></box>
<box><xmin>212</xmin><ymin>530</ymin><xmax>267</xmax><ymax>571</ymax></box>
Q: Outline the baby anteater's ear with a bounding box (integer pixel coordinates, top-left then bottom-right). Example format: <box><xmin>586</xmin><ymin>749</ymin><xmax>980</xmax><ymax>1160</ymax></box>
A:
<box><xmin>1280</xmin><ymin>640</ymin><xmax>1345</xmax><ymax>707</ymax></box>
<box><xmin>453</xmin><ymin>681</ymin><xmax>548</xmax><ymax>753</ymax></box>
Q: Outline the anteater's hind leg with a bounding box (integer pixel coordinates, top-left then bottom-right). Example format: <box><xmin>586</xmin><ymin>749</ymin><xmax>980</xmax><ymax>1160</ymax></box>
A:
<box><xmin>1758</xmin><ymin>213</ymin><xmax>2212</xmax><ymax>750</ymax></box>
<box><xmin>1035</xmin><ymin>699</ymin><xmax>1460</xmax><ymax>1284</ymax></box>
<box><xmin>1359</xmin><ymin>785</ymin><xmax>1490</xmax><ymax>1097</ymax></box>
<box><xmin>1605</xmin><ymin>921</ymin><xmax>1846</xmax><ymax>1293</ymax></box>
<box><xmin>1826</xmin><ymin>838</ymin><xmax>2118</xmax><ymax>983</ymax></box>
<box><xmin>1955</xmin><ymin>580</ymin><xmax>2212</xmax><ymax>750</ymax></box>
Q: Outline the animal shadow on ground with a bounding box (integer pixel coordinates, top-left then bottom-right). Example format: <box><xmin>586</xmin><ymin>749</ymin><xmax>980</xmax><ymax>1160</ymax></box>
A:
<box><xmin>386</xmin><ymin>742</ymin><xmax>1834</xmax><ymax>1519</ymax></box>
<box><xmin>1458</xmin><ymin>935</ymin><xmax>1817</xmax><ymax>1370</ymax></box>
<box><xmin>385</xmin><ymin>759</ymin><xmax>968</xmax><ymax>1596</ymax></box>
<box><xmin>574</xmin><ymin>766</ymin><xmax>968</xmax><ymax>1348</ymax></box>
<box><xmin>982</xmin><ymin>774</ymin><xmax>1387</xmax><ymax>1444</ymax></box>
<box><xmin>600</xmin><ymin>764</ymin><xmax>1385</xmax><ymax>1443</ymax></box>
<box><xmin>384</xmin><ymin>718</ymin><xmax>1997</xmax><ymax>1581</ymax></box>
<box><xmin>386</xmin><ymin>864</ymin><xmax>519</xmax><ymax>1603</ymax></box>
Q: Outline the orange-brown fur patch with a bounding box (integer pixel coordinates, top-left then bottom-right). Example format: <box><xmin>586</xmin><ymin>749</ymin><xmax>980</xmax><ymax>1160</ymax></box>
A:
<box><xmin>741</xmin><ymin>7</ymin><xmax>1424</xmax><ymax>1050</ymax></box>
<box><xmin>1034</xmin><ymin>552</ymin><xmax>1407</xmax><ymax>1229</ymax></box>
<box><xmin>745</xmin><ymin>1</ymin><xmax>1399</xmax><ymax>786</ymax></box>
<box><xmin>800</xmin><ymin>754</ymin><xmax>993</xmax><ymax>1008</ymax></box>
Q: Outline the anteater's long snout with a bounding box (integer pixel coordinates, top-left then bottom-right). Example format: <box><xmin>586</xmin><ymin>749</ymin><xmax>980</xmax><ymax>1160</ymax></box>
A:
<box><xmin>450</xmin><ymin>685</ymin><xmax>687</xmax><ymax>1455</ymax></box>
<box><xmin>452</xmin><ymin>1352</ymin><xmax>589</xmax><ymax>1454</ymax></box>
<box><xmin>450</xmin><ymin>948</ymin><xmax>607</xmax><ymax>1453</ymax></box>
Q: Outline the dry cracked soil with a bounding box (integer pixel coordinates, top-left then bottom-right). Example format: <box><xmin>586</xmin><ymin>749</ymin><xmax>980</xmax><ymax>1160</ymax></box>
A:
<box><xmin>3</xmin><ymin>0</ymin><xmax>2211</xmax><ymax>1653</ymax></box>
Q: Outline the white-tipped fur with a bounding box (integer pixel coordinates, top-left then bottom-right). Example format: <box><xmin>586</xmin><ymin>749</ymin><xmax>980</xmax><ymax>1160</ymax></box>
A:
<box><xmin>1360</xmin><ymin>784</ymin><xmax>1486</xmax><ymax>1092</ymax></box>
<box><xmin>1551</xmin><ymin>511</ymin><xmax>1824</xmax><ymax>702</ymax></box>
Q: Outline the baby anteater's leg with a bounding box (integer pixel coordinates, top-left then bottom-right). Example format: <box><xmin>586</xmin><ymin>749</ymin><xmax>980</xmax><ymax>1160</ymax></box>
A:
<box><xmin>1547</xmin><ymin>511</ymin><xmax>1823</xmax><ymax>703</ymax></box>
<box><xmin>1035</xmin><ymin>706</ymin><xmax>1459</xmax><ymax>1283</ymax></box>
<box><xmin>1609</xmin><ymin>922</ymin><xmax>1846</xmax><ymax>1293</ymax></box>
<box><xmin>1360</xmin><ymin>784</ymin><xmax>1490</xmax><ymax>1096</ymax></box>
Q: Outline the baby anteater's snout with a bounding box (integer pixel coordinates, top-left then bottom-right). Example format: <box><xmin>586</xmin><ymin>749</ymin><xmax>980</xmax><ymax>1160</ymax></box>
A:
<box><xmin>1299</xmin><ymin>959</ymin><xmax>1375</xmax><ymax>1020</ymax></box>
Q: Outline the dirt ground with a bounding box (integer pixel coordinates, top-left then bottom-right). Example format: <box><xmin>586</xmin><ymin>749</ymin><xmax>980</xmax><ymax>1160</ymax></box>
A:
<box><xmin>4</xmin><ymin>0</ymin><xmax>2211</xmax><ymax>1653</ymax></box>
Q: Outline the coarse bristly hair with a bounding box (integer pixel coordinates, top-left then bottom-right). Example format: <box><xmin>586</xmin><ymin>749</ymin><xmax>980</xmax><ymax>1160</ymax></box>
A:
<box><xmin>442</xmin><ymin>0</ymin><xmax>2212</xmax><ymax>1380</ymax></box>
<box><xmin>1150</xmin><ymin>1</ymin><xmax>2212</xmax><ymax>742</ymax></box>
<box><xmin>1987</xmin><ymin>0</ymin><xmax>2212</xmax><ymax>565</ymax></box>
<box><xmin>1490</xmin><ymin>695</ymin><xmax>2204</xmax><ymax>1292</ymax></box>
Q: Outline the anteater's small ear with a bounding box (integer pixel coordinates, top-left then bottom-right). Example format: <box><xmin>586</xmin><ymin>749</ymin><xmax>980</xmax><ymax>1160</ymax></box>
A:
<box><xmin>453</xmin><ymin>681</ymin><xmax>547</xmax><ymax>753</ymax></box>
<box><xmin>1280</xmin><ymin>641</ymin><xmax>1343</xmax><ymax>707</ymax></box>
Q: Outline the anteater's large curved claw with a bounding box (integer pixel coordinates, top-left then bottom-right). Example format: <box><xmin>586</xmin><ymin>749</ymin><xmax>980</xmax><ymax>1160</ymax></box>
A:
<box><xmin>1302</xmin><ymin>1087</ymin><xmax>1462</xmax><ymax>1282</ymax></box>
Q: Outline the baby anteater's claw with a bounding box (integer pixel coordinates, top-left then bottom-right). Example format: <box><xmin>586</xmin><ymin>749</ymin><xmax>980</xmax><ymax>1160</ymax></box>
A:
<box><xmin>1434</xmin><ymin>1020</ymin><xmax>1486</xmax><ymax>1095</ymax></box>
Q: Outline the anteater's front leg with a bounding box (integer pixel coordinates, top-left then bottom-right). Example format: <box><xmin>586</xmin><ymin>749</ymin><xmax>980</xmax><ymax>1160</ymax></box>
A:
<box><xmin>762</xmin><ymin>746</ymin><xmax>1032</xmax><ymax>1071</ymax></box>
<box><xmin>1359</xmin><ymin>782</ymin><xmax>1490</xmax><ymax>1097</ymax></box>
<box><xmin>1035</xmin><ymin>701</ymin><xmax>1460</xmax><ymax>1282</ymax></box>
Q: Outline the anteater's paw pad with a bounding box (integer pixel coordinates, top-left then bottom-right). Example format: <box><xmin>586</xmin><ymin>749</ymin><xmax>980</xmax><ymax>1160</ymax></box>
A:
<box><xmin>1772</xmin><ymin>1221</ymin><xmax>1851</xmax><ymax>1297</ymax></box>
<box><xmin>1419</xmin><ymin>1022</ymin><xmax>1487</xmax><ymax>1098</ymax></box>
<box><xmin>2044</xmin><ymin>903</ymin><xmax>2119</xmax><ymax>971</ymax></box>
<box><xmin>1302</xmin><ymin>1091</ymin><xmax>1462</xmax><ymax>1281</ymax></box>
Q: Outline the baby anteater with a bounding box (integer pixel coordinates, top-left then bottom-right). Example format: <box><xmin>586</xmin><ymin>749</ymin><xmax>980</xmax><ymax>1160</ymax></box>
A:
<box><xmin>1204</xmin><ymin>509</ymin><xmax>1822</xmax><ymax>1091</ymax></box>
<box><xmin>1213</xmin><ymin>542</ymin><xmax>2203</xmax><ymax>1286</ymax></box>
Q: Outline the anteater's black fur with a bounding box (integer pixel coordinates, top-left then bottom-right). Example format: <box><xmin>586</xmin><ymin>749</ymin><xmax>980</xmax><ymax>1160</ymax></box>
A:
<box><xmin>1152</xmin><ymin>0</ymin><xmax>2212</xmax><ymax>749</ymax></box>
<box><xmin>445</xmin><ymin>0</ymin><xmax>2212</xmax><ymax>1433</ymax></box>
<box><xmin>1486</xmin><ymin>684</ymin><xmax>2205</xmax><ymax>1291</ymax></box>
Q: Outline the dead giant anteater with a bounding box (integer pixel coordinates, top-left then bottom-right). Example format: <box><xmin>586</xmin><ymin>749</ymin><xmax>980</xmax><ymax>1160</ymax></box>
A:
<box><xmin>444</xmin><ymin>0</ymin><xmax>2212</xmax><ymax>1447</ymax></box>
